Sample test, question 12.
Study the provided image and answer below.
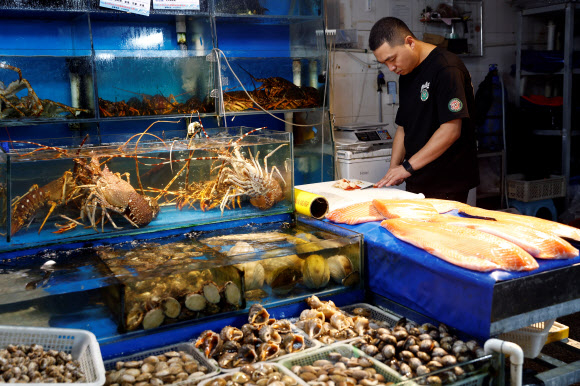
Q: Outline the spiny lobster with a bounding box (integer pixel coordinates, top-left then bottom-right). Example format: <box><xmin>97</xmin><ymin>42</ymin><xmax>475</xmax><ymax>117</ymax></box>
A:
<box><xmin>7</xmin><ymin>140</ymin><xmax>159</xmax><ymax>236</ymax></box>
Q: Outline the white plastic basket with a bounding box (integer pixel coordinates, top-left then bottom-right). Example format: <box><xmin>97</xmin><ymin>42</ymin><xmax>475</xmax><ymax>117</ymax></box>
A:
<box><xmin>292</xmin><ymin>303</ymin><xmax>401</xmax><ymax>346</ymax></box>
<box><xmin>498</xmin><ymin>319</ymin><xmax>556</xmax><ymax>358</ymax></box>
<box><xmin>104</xmin><ymin>343</ymin><xmax>219</xmax><ymax>385</ymax></box>
<box><xmin>341</xmin><ymin>303</ymin><xmax>401</xmax><ymax>328</ymax></box>
<box><xmin>198</xmin><ymin>362</ymin><xmax>301</xmax><ymax>386</ymax></box>
<box><xmin>0</xmin><ymin>325</ymin><xmax>106</xmax><ymax>386</ymax></box>
<box><xmin>278</xmin><ymin>343</ymin><xmax>405</xmax><ymax>385</ymax></box>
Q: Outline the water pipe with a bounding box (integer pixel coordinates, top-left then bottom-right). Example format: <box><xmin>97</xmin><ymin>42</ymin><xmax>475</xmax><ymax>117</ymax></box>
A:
<box><xmin>484</xmin><ymin>338</ymin><xmax>524</xmax><ymax>386</ymax></box>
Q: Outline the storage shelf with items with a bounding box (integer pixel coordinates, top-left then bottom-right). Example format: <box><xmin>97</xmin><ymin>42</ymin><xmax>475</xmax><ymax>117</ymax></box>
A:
<box><xmin>515</xmin><ymin>2</ymin><xmax>579</xmax><ymax>185</ymax></box>
<box><xmin>420</xmin><ymin>0</ymin><xmax>483</xmax><ymax>56</ymax></box>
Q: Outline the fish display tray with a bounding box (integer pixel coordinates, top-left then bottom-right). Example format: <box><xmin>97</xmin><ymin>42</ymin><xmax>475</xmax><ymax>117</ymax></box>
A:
<box><xmin>507</xmin><ymin>174</ymin><xmax>566</xmax><ymax>202</ymax></box>
<box><xmin>0</xmin><ymin>325</ymin><xmax>106</xmax><ymax>386</ymax></box>
<box><xmin>498</xmin><ymin>319</ymin><xmax>556</xmax><ymax>358</ymax></box>
<box><xmin>103</xmin><ymin>342</ymin><xmax>219</xmax><ymax>385</ymax></box>
<box><xmin>278</xmin><ymin>343</ymin><xmax>405</xmax><ymax>385</ymax></box>
<box><xmin>197</xmin><ymin>362</ymin><xmax>301</xmax><ymax>386</ymax></box>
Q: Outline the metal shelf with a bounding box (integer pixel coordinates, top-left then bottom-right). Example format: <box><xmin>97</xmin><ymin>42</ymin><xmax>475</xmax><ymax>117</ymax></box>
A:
<box><xmin>515</xmin><ymin>2</ymin><xmax>576</xmax><ymax>187</ymax></box>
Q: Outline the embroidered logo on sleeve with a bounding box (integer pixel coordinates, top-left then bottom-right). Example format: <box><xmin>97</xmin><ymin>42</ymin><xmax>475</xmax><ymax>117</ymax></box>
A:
<box><xmin>420</xmin><ymin>82</ymin><xmax>430</xmax><ymax>101</ymax></box>
<box><xmin>448</xmin><ymin>98</ymin><xmax>463</xmax><ymax>112</ymax></box>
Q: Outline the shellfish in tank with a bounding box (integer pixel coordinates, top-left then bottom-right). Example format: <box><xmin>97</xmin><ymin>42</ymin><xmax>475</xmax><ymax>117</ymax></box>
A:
<box><xmin>327</xmin><ymin>254</ymin><xmax>360</xmax><ymax>286</ymax></box>
<box><xmin>227</xmin><ymin>241</ymin><xmax>255</xmax><ymax>257</ymax></box>
<box><xmin>302</xmin><ymin>254</ymin><xmax>330</xmax><ymax>289</ymax></box>
<box><xmin>236</xmin><ymin>261</ymin><xmax>265</xmax><ymax>291</ymax></box>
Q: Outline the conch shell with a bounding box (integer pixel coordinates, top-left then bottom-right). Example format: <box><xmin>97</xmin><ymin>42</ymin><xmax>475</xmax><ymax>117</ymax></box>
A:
<box><xmin>302</xmin><ymin>254</ymin><xmax>330</xmax><ymax>289</ymax></box>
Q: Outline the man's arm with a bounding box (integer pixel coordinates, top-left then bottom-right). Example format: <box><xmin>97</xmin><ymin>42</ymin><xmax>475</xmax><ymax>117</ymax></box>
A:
<box><xmin>375</xmin><ymin>125</ymin><xmax>405</xmax><ymax>187</ymax></box>
<box><xmin>375</xmin><ymin>119</ymin><xmax>462</xmax><ymax>187</ymax></box>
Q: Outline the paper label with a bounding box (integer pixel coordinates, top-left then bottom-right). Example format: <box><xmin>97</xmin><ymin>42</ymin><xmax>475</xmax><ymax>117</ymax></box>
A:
<box><xmin>100</xmin><ymin>0</ymin><xmax>150</xmax><ymax>16</ymax></box>
<box><xmin>153</xmin><ymin>0</ymin><xmax>200</xmax><ymax>10</ymax></box>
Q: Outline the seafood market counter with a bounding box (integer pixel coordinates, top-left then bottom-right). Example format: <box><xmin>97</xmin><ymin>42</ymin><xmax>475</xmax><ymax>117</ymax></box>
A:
<box><xmin>340</xmin><ymin>220</ymin><xmax>580</xmax><ymax>341</ymax></box>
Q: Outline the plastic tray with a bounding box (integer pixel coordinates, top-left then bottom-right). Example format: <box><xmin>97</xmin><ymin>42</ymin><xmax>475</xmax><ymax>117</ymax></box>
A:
<box><xmin>507</xmin><ymin>174</ymin><xmax>566</xmax><ymax>202</ymax></box>
<box><xmin>545</xmin><ymin>321</ymin><xmax>570</xmax><ymax>344</ymax></box>
<box><xmin>278</xmin><ymin>343</ymin><xmax>405</xmax><ymax>385</ymax></box>
<box><xmin>341</xmin><ymin>302</ymin><xmax>401</xmax><ymax>328</ymax></box>
<box><xmin>197</xmin><ymin>362</ymin><xmax>301</xmax><ymax>386</ymax></box>
<box><xmin>498</xmin><ymin>319</ymin><xmax>556</xmax><ymax>358</ymax></box>
<box><xmin>0</xmin><ymin>325</ymin><xmax>106</xmax><ymax>386</ymax></box>
<box><xmin>291</xmin><ymin>303</ymin><xmax>401</xmax><ymax>347</ymax></box>
<box><xmin>104</xmin><ymin>343</ymin><xmax>219</xmax><ymax>385</ymax></box>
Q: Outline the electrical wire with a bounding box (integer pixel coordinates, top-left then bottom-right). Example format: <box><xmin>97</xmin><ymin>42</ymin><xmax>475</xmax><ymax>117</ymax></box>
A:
<box><xmin>213</xmin><ymin>48</ymin><xmax>326</xmax><ymax>127</ymax></box>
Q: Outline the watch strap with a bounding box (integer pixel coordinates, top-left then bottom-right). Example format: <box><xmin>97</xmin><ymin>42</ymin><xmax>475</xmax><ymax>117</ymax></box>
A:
<box><xmin>402</xmin><ymin>160</ymin><xmax>415</xmax><ymax>174</ymax></box>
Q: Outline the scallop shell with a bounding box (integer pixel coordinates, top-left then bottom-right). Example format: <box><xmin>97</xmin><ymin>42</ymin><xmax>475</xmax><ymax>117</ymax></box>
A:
<box><xmin>302</xmin><ymin>254</ymin><xmax>330</xmax><ymax>289</ymax></box>
<box><xmin>327</xmin><ymin>255</ymin><xmax>353</xmax><ymax>284</ymax></box>
<box><xmin>227</xmin><ymin>241</ymin><xmax>255</xmax><ymax>257</ymax></box>
<box><xmin>237</xmin><ymin>261</ymin><xmax>265</xmax><ymax>291</ymax></box>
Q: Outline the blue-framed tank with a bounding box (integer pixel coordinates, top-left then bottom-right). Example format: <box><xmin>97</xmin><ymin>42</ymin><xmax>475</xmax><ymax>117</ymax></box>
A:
<box><xmin>1</xmin><ymin>126</ymin><xmax>294</xmax><ymax>251</ymax></box>
<box><xmin>0</xmin><ymin>213</ymin><xmax>362</xmax><ymax>343</ymax></box>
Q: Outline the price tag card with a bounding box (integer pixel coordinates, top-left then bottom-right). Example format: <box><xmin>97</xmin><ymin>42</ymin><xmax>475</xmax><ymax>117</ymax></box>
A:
<box><xmin>153</xmin><ymin>0</ymin><xmax>200</xmax><ymax>10</ymax></box>
<box><xmin>100</xmin><ymin>0</ymin><xmax>151</xmax><ymax>16</ymax></box>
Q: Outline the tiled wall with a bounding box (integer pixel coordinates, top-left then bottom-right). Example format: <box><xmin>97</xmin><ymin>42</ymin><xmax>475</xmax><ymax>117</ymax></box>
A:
<box><xmin>329</xmin><ymin>0</ymin><xmax>520</xmax><ymax>126</ymax></box>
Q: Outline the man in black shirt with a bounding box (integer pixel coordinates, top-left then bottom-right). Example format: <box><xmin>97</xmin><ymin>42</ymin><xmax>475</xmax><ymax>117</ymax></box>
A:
<box><xmin>369</xmin><ymin>17</ymin><xmax>479</xmax><ymax>203</ymax></box>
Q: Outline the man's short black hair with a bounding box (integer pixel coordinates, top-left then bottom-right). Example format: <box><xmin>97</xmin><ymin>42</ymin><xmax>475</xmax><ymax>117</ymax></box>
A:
<box><xmin>369</xmin><ymin>17</ymin><xmax>416</xmax><ymax>51</ymax></box>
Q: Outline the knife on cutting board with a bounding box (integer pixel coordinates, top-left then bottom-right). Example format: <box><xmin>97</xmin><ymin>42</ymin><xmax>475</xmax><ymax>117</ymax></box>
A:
<box><xmin>358</xmin><ymin>181</ymin><xmax>376</xmax><ymax>189</ymax></box>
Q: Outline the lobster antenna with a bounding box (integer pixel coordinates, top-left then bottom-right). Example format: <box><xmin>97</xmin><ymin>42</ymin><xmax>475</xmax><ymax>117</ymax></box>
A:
<box><xmin>237</xmin><ymin>64</ymin><xmax>259</xmax><ymax>90</ymax></box>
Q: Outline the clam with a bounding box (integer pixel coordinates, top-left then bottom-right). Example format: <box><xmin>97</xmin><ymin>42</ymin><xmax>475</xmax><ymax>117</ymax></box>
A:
<box><xmin>237</xmin><ymin>261</ymin><xmax>265</xmax><ymax>291</ymax></box>
<box><xmin>185</xmin><ymin>293</ymin><xmax>207</xmax><ymax>311</ymax></box>
<box><xmin>227</xmin><ymin>241</ymin><xmax>255</xmax><ymax>257</ymax></box>
<box><xmin>302</xmin><ymin>254</ymin><xmax>330</xmax><ymax>289</ymax></box>
<box><xmin>222</xmin><ymin>281</ymin><xmax>241</xmax><ymax>306</ymax></box>
<box><xmin>269</xmin><ymin>266</ymin><xmax>301</xmax><ymax>295</ymax></box>
<box><xmin>327</xmin><ymin>254</ymin><xmax>353</xmax><ymax>284</ymax></box>
<box><xmin>143</xmin><ymin>308</ymin><xmax>165</xmax><ymax>330</ymax></box>
<box><xmin>202</xmin><ymin>281</ymin><xmax>221</xmax><ymax>304</ymax></box>
<box><xmin>162</xmin><ymin>297</ymin><xmax>181</xmax><ymax>319</ymax></box>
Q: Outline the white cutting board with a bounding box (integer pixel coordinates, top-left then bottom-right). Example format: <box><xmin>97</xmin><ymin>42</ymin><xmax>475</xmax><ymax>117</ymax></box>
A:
<box><xmin>295</xmin><ymin>180</ymin><xmax>425</xmax><ymax>212</ymax></box>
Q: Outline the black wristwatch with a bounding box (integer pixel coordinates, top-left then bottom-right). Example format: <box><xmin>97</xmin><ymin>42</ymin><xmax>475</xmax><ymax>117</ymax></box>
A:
<box><xmin>402</xmin><ymin>160</ymin><xmax>415</xmax><ymax>174</ymax></box>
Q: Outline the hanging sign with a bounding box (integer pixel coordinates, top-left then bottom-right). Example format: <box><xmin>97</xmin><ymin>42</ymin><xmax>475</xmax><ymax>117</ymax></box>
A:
<box><xmin>100</xmin><ymin>0</ymin><xmax>151</xmax><ymax>16</ymax></box>
<box><xmin>153</xmin><ymin>0</ymin><xmax>200</xmax><ymax>10</ymax></box>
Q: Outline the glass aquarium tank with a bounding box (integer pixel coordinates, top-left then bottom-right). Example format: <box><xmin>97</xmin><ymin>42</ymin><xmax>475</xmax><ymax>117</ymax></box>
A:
<box><xmin>0</xmin><ymin>214</ymin><xmax>362</xmax><ymax>342</ymax></box>
<box><xmin>197</xmin><ymin>214</ymin><xmax>363</xmax><ymax>307</ymax></box>
<box><xmin>0</xmin><ymin>0</ymin><xmax>88</xmax><ymax>12</ymax></box>
<box><xmin>91</xmin><ymin>13</ymin><xmax>216</xmax><ymax>118</ymax></box>
<box><xmin>97</xmin><ymin>239</ymin><xmax>244</xmax><ymax>332</ymax></box>
<box><xmin>214</xmin><ymin>0</ymin><xmax>321</xmax><ymax>17</ymax></box>
<box><xmin>0</xmin><ymin>11</ymin><xmax>94</xmax><ymax>124</ymax></box>
<box><xmin>214</xmin><ymin>16</ymin><xmax>327</xmax><ymax>114</ymax></box>
<box><xmin>0</xmin><ymin>245</ymin><xmax>118</xmax><ymax>330</ymax></box>
<box><xmin>1</xmin><ymin>126</ymin><xmax>293</xmax><ymax>251</ymax></box>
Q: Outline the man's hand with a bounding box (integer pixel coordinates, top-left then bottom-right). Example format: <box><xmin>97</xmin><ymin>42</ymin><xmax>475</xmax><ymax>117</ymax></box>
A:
<box><xmin>374</xmin><ymin>165</ymin><xmax>410</xmax><ymax>188</ymax></box>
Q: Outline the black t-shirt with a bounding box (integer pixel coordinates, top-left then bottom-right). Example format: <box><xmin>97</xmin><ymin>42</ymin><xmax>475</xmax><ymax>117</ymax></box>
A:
<box><xmin>395</xmin><ymin>47</ymin><xmax>480</xmax><ymax>193</ymax></box>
